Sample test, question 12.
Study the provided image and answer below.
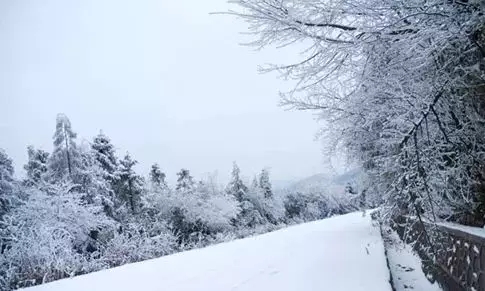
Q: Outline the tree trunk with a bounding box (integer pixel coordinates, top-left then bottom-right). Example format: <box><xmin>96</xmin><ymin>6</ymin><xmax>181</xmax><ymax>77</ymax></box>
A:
<box><xmin>63</xmin><ymin>124</ymin><xmax>72</xmax><ymax>178</ymax></box>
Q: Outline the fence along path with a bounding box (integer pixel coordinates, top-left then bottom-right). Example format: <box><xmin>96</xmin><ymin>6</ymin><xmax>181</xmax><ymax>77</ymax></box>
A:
<box><xmin>394</xmin><ymin>216</ymin><xmax>485</xmax><ymax>291</ymax></box>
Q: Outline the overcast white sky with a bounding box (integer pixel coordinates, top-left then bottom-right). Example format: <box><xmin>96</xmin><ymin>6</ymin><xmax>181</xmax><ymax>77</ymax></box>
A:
<box><xmin>0</xmin><ymin>0</ymin><xmax>330</xmax><ymax>184</ymax></box>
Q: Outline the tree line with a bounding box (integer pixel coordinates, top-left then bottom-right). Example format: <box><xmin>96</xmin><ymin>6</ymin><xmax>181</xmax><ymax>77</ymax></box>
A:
<box><xmin>0</xmin><ymin>113</ymin><xmax>358</xmax><ymax>290</ymax></box>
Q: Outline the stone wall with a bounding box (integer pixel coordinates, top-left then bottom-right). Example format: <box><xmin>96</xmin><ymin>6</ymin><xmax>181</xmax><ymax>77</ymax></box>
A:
<box><xmin>393</xmin><ymin>216</ymin><xmax>485</xmax><ymax>291</ymax></box>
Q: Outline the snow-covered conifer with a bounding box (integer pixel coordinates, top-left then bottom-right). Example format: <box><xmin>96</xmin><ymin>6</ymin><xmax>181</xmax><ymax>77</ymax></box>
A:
<box><xmin>23</xmin><ymin>146</ymin><xmax>49</xmax><ymax>186</ymax></box>
<box><xmin>175</xmin><ymin>169</ymin><xmax>194</xmax><ymax>192</ymax></box>
<box><xmin>91</xmin><ymin>131</ymin><xmax>118</xmax><ymax>180</ymax></box>
<box><xmin>259</xmin><ymin>168</ymin><xmax>272</xmax><ymax>199</ymax></box>
<box><xmin>226</xmin><ymin>162</ymin><xmax>248</xmax><ymax>203</ymax></box>
<box><xmin>48</xmin><ymin>114</ymin><xmax>80</xmax><ymax>181</ymax></box>
<box><xmin>116</xmin><ymin>153</ymin><xmax>144</xmax><ymax>214</ymax></box>
<box><xmin>149</xmin><ymin>163</ymin><xmax>166</xmax><ymax>188</ymax></box>
<box><xmin>0</xmin><ymin>149</ymin><xmax>15</xmax><ymax>219</ymax></box>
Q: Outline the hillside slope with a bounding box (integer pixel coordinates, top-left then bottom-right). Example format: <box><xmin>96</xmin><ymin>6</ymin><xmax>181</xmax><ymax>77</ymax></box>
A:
<box><xmin>24</xmin><ymin>212</ymin><xmax>391</xmax><ymax>291</ymax></box>
<box><xmin>287</xmin><ymin>169</ymin><xmax>361</xmax><ymax>195</ymax></box>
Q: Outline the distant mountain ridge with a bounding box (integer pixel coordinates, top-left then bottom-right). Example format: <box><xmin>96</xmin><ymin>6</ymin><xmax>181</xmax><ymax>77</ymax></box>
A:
<box><xmin>286</xmin><ymin>168</ymin><xmax>362</xmax><ymax>195</ymax></box>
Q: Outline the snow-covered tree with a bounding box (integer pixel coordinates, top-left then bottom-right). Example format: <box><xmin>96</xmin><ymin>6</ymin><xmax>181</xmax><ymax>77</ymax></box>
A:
<box><xmin>91</xmin><ymin>131</ymin><xmax>118</xmax><ymax>181</ymax></box>
<box><xmin>0</xmin><ymin>184</ymin><xmax>112</xmax><ymax>290</ymax></box>
<box><xmin>0</xmin><ymin>149</ymin><xmax>17</xmax><ymax>261</ymax></box>
<box><xmin>23</xmin><ymin>146</ymin><xmax>49</xmax><ymax>186</ymax></box>
<box><xmin>71</xmin><ymin>146</ymin><xmax>117</xmax><ymax>217</ymax></box>
<box><xmin>225</xmin><ymin>164</ymin><xmax>277</xmax><ymax>228</ymax></box>
<box><xmin>237</xmin><ymin>174</ymin><xmax>275</xmax><ymax>226</ymax></box>
<box><xmin>236</xmin><ymin>199</ymin><xmax>266</xmax><ymax>228</ymax></box>
<box><xmin>149</xmin><ymin>163</ymin><xmax>166</xmax><ymax>188</ymax></box>
<box><xmin>175</xmin><ymin>169</ymin><xmax>194</xmax><ymax>192</ymax></box>
<box><xmin>229</xmin><ymin>0</ymin><xmax>485</xmax><ymax>225</ymax></box>
<box><xmin>48</xmin><ymin>114</ymin><xmax>80</xmax><ymax>181</ymax></box>
<box><xmin>226</xmin><ymin>162</ymin><xmax>248</xmax><ymax>203</ymax></box>
<box><xmin>115</xmin><ymin>153</ymin><xmax>144</xmax><ymax>214</ymax></box>
<box><xmin>144</xmin><ymin>172</ymin><xmax>239</xmax><ymax>245</ymax></box>
<box><xmin>284</xmin><ymin>192</ymin><xmax>307</xmax><ymax>221</ymax></box>
<box><xmin>251</xmin><ymin>175</ymin><xmax>258</xmax><ymax>189</ymax></box>
<box><xmin>0</xmin><ymin>150</ymin><xmax>15</xmax><ymax>218</ymax></box>
<box><xmin>170</xmin><ymin>177</ymin><xmax>239</xmax><ymax>244</ymax></box>
<box><xmin>192</xmin><ymin>179</ymin><xmax>239</xmax><ymax>231</ymax></box>
<box><xmin>258</xmin><ymin>168</ymin><xmax>272</xmax><ymax>199</ymax></box>
<box><xmin>86</xmin><ymin>132</ymin><xmax>122</xmax><ymax>217</ymax></box>
<box><xmin>283</xmin><ymin>189</ymin><xmax>357</xmax><ymax>223</ymax></box>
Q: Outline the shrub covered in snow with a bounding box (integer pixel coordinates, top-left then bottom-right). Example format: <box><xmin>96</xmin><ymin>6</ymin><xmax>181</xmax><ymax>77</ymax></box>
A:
<box><xmin>0</xmin><ymin>184</ymin><xmax>111</xmax><ymax>290</ymax></box>
<box><xmin>283</xmin><ymin>189</ymin><xmax>359</xmax><ymax>223</ymax></box>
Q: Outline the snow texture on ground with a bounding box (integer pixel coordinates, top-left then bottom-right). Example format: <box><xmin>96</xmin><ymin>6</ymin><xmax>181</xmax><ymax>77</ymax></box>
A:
<box><xmin>383</xmin><ymin>228</ymin><xmax>442</xmax><ymax>291</ymax></box>
<box><xmin>23</xmin><ymin>212</ymin><xmax>391</xmax><ymax>291</ymax></box>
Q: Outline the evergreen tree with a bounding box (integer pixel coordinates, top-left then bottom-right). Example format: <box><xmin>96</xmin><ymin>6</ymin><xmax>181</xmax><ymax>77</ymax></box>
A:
<box><xmin>175</xmin><ymin>169</ymin><xmax>194</xmax><ymax>192</ymax></box>
<box><xmin>91</xmin><ymin>131</ymin><xmax>118</xmax><ymax>180</ymax></box>
<box><xmin>0</xmin><ymin>149</ymin><xmax>15</xmax><ymax>219</ymax></box>
<box><xmin>251</xmin><ymin>176</ymin><xmax>259</xmax><ymax>191</ymax></box>
<box><xmin>246</xmin><ymin>169</ymin><xmax>278</xmax><ymax>224</ymax></box>
<box><xmin>48</xmin><ymin>114</ymin><xmax>79</xmax><ymax>181</ymax></box>
<box><xmin>0</xmin><ymin>149</ymin><xmax>16</xmax><ymax>258</ymax></box>
<box><xmin>226</xmin><ymin>162</ymin><xmax>248</xmax><ymax>203</ymax></box>
<box><xmin>259</xmin><ymin>168</ymin><xmax>273</xmax><ymax>199</ymax></box>
<box><xmin>73</xmin><ymin>147</ymin><xmax>116</xmax><ymax>217</ymax></box>
<box><xmin>230</xmin><ymin>172</ymin><xmax>268</xmax><ymax>228</ymax></box>
<box><xmin>149</xmin><ymin>163</ymin><xmax>166</xmax><ymax>187</ymax></box>
<box><xmin>23</xmin><ymin>146</ymin><xmax>49</xmax><ymax>185</ymax></box>
<box><xmin>251</xmin><ymin>176</ymin><xmax>259</xmax><ymax>189</ymax></box>
<box><xmin>116</xmin><ymin>153</ymin><xmax>143</xmax><ymax>214</ymax></box>
<box><xmin>89</xmin><ymin>132</ymin><xmax>119</xmax><ymax>217</ymax></box>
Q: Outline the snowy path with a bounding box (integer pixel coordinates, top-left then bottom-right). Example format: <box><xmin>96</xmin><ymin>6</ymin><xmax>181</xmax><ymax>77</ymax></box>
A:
<box><xmin>25</xmin><ymin>212</ymin><xmax>392</xmax><ymax>291</ymax></box>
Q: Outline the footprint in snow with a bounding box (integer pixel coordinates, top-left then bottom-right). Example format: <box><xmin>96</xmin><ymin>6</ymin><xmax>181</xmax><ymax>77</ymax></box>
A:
<box><xmin>397</xmin><ymin>264</ymin><xmax>415</xmax><ymax>272</ymax></box>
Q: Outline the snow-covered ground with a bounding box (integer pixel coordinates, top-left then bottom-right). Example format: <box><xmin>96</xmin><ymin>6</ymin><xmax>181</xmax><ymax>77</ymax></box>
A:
<box><xmin>23</xmin><ymin>212</ymin><xmax>392</xmax><ymax>291</ymax></box>
<box><xmin>382</xmin><ymin>227</ymin><xmax>443</xmax><ymax>291</ymax></box>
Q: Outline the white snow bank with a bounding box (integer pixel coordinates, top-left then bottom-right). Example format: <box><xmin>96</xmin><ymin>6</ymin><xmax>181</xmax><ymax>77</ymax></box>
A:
<box><xmin>383</xmin><ymin>228</ymin><xmax>442</xmax><ymax>291</ymax></box>
<box><xmin>23</xmin><ymin>212</ymin><xmax>391</xmax><ymax>291</ymax></box>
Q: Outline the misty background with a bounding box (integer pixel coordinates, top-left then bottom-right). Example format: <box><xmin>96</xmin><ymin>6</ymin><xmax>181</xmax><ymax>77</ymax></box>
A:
<box><xmin>0</xmin><ymin>0</ymin><xmax>338</xmax><ymax>185</ymax></box>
